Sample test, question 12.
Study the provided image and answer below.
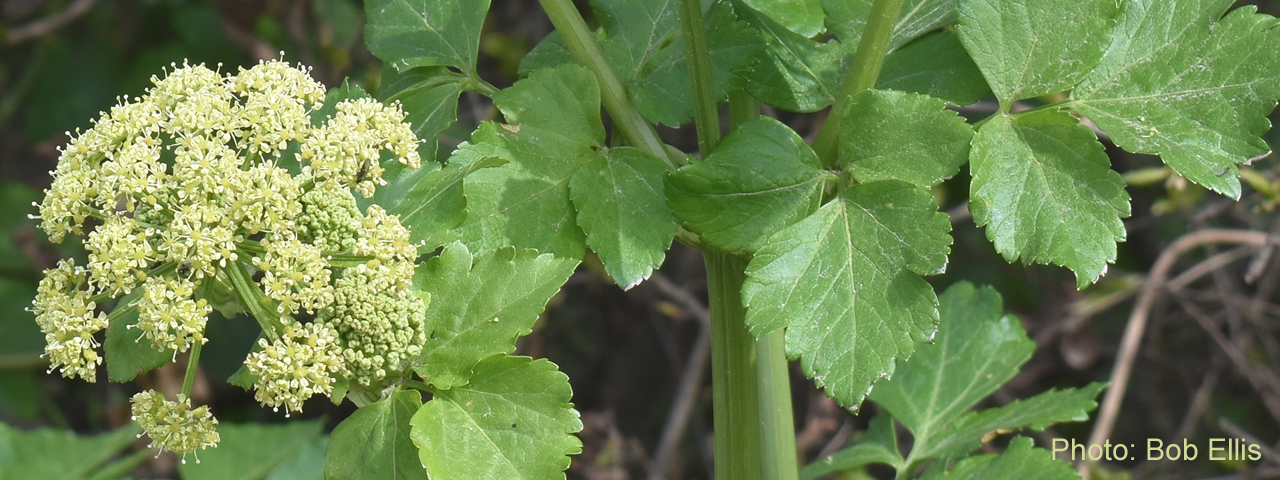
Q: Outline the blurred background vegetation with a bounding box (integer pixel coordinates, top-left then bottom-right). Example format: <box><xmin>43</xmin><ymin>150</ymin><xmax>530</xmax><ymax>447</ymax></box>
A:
<box><xmin>6</xmin><ymin>0</ymin><xmax>1280</xmax><ymax>478</ymax></box>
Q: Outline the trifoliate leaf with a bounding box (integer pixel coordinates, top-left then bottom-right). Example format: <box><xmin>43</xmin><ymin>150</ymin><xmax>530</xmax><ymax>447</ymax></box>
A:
<box><xmin>738</xmin><ymin>2</ymin><xmax>846</xmax><ymax>112</ymax></box>
<box><xmin>800</xmin><ymin>413</ymin><xmax>903</xmax><ymax>480</ymax></box>
<box><xmin>411</xmin><ymin>355</ymin><xmax>582</xmax><ymax>480</ymax></box>
<box><xmin>915</xmin><ymin>383</ymin><xmax>1106</xmax><ymax>461</ymax></box>
<box><xmin>364</xmin><ymin>0</ymin><xmax>490</xmax><ymax>73</ymax></box>
<box><xmin>105</xmin><ymin>300</ymin><xmax>173</xmax><ymax>383</ymax></box>
<box><xmin>878</xmin><ymin>30</ymin><xmax>990</xmax><ymax>106</ymax></box>
<box><xmin>957</xmin><ymin>0</ymin><xmax>1118</xmax><ymax>104</ymax></box>
<box><xmin>667</xmin><ymin>117</ymin><xmax>830</xmax><ymax>254</ymax></box>
<box><xmin>743</xmin><ymin>181</ymin><xmax>950</xmax><ymax>407</ymax></box>
<box><xmin>1068</xmin><ymin>0</ymin><xmax>1280</xmax><ymax>197</ymax></box>
<box><xmin>626</xmin><ymin>1</ymin><xmax>764</xmax><ymax>126</ymax></box>
<box><xmin>457</xmin><ymin>65</ymin><xmax>603</xmax><ymax>259</ymax></box>
<box><xmin>0</xmin><ymin>422</ymin><xmax>139</xmax><ymax>480</ymax></box>
<box><xmin>413</xmin><ymin>242</ymin><xmax>578</xmax><ymax>390</ymax></box>
<box><xmin>920</xmin><ymin>436</ymin><xmax>1077</xmax><ymax>480</ymax></box>
<box><xmin>570</xmin><ymin>147</ymin><xmax>676</xmax><ymax>289</ymax></box>
<box><xmin>183</xmin><ymin>419</ymin><xmax>326</xmax><ymax>480</ymax></box>
<box><xmin>741</xmin><ymin>0</ymin><xmax>825</xmax><ymax>37</ymax></box>
<box><xmin>839</xmin><ymin>89</ymin><xmax>974</xmax><ymax>187</ymax></box>
<box><xmin>379</xmin><ymin>65</ymin><xmax>466</xmax><ymax>163</ymax></box>
<box><xmin>323</xmin><ymin>391</ymin><xmax>425</xmax><ymax>480</ymax></box>
<box><xmin>391</xmin><ymin>154</ymin><xmax>507</xmax><ymax>251</ymax></box>
<box><xmin>868</xmin><ymin>282</ymin><xmax>1033</xmax><ymax>444</ymax></box>
<box><xmin>822</xmin><ymin>0</ymin><xmax>958</xmax><ymax>50</ymax></box>
<box><xmin>969</xmin><ymin>110</ymin><xmax>1130</xmax><ymax>289</ymax></box>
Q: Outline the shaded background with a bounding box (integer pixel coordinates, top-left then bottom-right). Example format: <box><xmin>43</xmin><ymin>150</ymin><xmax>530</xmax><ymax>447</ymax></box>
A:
<box><xmin>4</xmin><ymin>0</ymin><xmax>1280</xmax><ymax>478</ymax></box>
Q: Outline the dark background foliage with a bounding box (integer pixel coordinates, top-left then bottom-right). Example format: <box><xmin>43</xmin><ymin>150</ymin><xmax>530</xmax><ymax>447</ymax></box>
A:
<box><xmin>4</xmin><ymin>1</ymin><xmax>1280</xmax><ymax>478</ymax></box>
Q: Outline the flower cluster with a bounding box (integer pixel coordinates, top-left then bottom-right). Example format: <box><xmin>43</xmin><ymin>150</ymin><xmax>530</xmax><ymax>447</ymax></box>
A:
<box><xmin>31</xmin><ymin>58</ymin><xmax>429</xmax><ymax>456</ymax></box>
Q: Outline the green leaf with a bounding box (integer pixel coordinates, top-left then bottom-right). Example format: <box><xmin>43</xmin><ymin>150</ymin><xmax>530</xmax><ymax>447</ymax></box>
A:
<box><xmin>413</xmin><ymin>242</ymin><xmax>578</xmax><ymax>389</ymax></box>
<box><xmin>878</xmin><ymin>30</ymin><xmax>990</xmax><ymax>106</ymax></box>
<box><xmin>379</xmin><ymin>65</ymin><xmax>466</xmax><ymax>164</ymax></box>
<box><xmin>742</xmin><ymin>181</ymin><xmax>951</xmax><ymax>407</ymax></box>
<box><xmin>456</xmin><ymin>65</ymin><xmax>603</xmax><ymax>259</ymax></box>
<box><xmin>591</xmin><ymin>0</ymin><xmax>682</xmax><ymax>80</ymax></box>
<box><xmin>839</xmin><ymin>89</ymin><xmax>974</xmax><ymax>187</ymax></box>
<box><xmin>969</xmin><ymin>110</ymin><xmax>1130</xmax><ymax>289</ymax></box>
<box><xmin>822</xmin><ymin>0</ymin><xmax>959</xmax><ymax>50</ymax></box>
<box><xmin>323</xmin><ymin>391</ymin><xmax>426</xmax><ymax>480</ymax></box>
<box><xmin>667</xmin><ymin>117</ymin><xmax>830</xmax><ymax>254</ymax></box>
<box><xmin>741</xmin><ymin>0</ymin><xmax>824</xmax><ymax>37</ymax></box>
<box><xmin>1068</xmin><ymin>0</ymin><xmax>1280</xmax><ymax>197</ymax></box>
<box><xmin>105</xmin><ymin>300</ymin><xmax>174</xmax><ymax>382</ymax></box>
<box><xmin>868</xmin><ymin>282</ymin><xmax>1034</xmax><ymax>442</ymax></box>
<box><xmin>800</xmin><ymin>413</ymin><xmax>902</xmax><ymax>480</ymax></box>
<box><xmin>917</xmin><ymin>383</ymin><xmax>1105</xmax><ymax>461</ymax></box>
<box><xmin>411</xmin><ymin>355</ymin><xmax>582</xmax><ymax>480</ymax></box>
<box><xmin>0</xmin><ymin>422</ymin><xmax>139</xmax><ymax>480</ymax></box>
<box><xmin>626</xmin><ymin>1</ymin><xmax>764</xmax><ymax>126</ymax></box>
<box><xmin>364</xmin><ymin>0</ymin><xmax>491</xmax><ymax>73</ymax></box>
<box><xmin>957</xmin><ymin>0</ymin><xmax>1118</xmax><ymax>104</ymax></box>
<box><xmin>181</xmin><ymin>419</ymin><xmax>325</xmax><ymax>480</ymax></box>
<box><xmin>570</xmin><ymin>147</ymin><xmax>676</xmax><ymax>289</ymax></box>
<box><xmin>389</xmin><ymin>154</ymin><xmax>507</xmax><ymax>251</ymax></box>
<box><xmin>920</xmin><ymin>436</ymin><xmax>1077</xmax><ymax>480</ymax></box>
<box><xmin>738</xmin><ymin>2</ymin><xmax>846</xmax><ymax>112</ymax></box>
<box><xmin>519</xmin><ymin>31</ymin><xmax>574</xmax><ymax>75</ymax></box>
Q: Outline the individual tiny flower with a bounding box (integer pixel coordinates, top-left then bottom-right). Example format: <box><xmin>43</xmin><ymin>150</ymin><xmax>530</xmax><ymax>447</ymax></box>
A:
<box><xmin>353</xmin><ymin>205</ymin><xmax>416</xmax><ymax>263</ymax></box>
<box><xmin>299</xmin><ymin>97</ymin><xmax>421</xmax><ymax>197</ymax></box>
<box><xmin>135</xmin><ymin>275</ymin><xmax>212</xmax><ymax>354</ymax></box>
<box><xmin>245</xmin><ymin>321</ymin><xmax>343</xmax><ymax>416</ymax></box>
<box><xmin>131</xmin><ymin>390</ymin><xmax>220</xmax><ymax>462</ymax></box>
<box><xmin>319</xmin><ymin>263</ymin><xmax>426</xmax><ymax>386</ymax></box>
<box><xmin>85</xmin><ymin>214</ymin><xmax>154</xmax><ymax>296</ymax></box>
<box><xmin>30</xmin><ymin>259</ymin><xmax>108</xmax><ymax>382</ymax></box>
<box><xmin>252</xmin><ymin>231</ymin><xmax>333</xmax><ymax>315</ymax></box>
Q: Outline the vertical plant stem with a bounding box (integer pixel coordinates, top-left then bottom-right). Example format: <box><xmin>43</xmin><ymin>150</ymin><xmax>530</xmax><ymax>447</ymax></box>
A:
<box><xmin>730</xmin><ymin>90</ymin><xmax>800</xmax><ymax>480</ymax></box>
<box><xmin>810</xmin><ymin>0</ymin><xmax>905</xmax><ymax>165</ymax></box>
<box><xmin>706</xmin><ymin>250</ymin><xmax>763</xmax><ymax>480</ymax></box>
<box><xmin>537</xmin><ymin>0</ymin><xmax>675</xmax><ymax>165</ymax></box>
<box><xmin>181</xmin><ymin>342</ymin><xmax>203</xmax><ymax>398</ymax></box>
<box><xmin>679</xmin><ymin>0</ymin><xmax>720</xmax><ymax>154</ymax></box>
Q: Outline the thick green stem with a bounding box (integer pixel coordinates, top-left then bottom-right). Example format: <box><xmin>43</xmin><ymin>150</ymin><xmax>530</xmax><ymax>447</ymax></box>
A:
<box><xmin>679</xmin><ymin>0</ymin><xmax>721</xmax><ymax>154</ymax></box>
<box><xmin>810</xmin><ymin>0</ymin><xmax>905</xmax><ymax>165</ymax></box>
<box><xmin>537</xmin><ymin>0</ymin><xmax>675</xmax><ymax>165</ymax></box>
<box><xmin>706</xmin><ymin>251</ymin><xmax>763</xmax><ymax>480</ymax></box>
<box><xmin>222</xmin><ymin>260</ymin><xmax>284</xmax><ymax>341</ymax></box>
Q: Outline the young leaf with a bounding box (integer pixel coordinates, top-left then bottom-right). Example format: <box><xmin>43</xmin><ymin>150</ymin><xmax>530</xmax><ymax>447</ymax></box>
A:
<box><xmin>737</xmin><ymin>2</ymin><xmax>846</xmax><ymax>112</ymax></box>
<box><xmin>867</xmin><ymin>282</ymin><xmax>1034</xmax><ymax>444</ymax></box>
<box><xmin>105</xmin><ymin>302</ymin><xmax>174</xmax><ymax>383</ymax></box>
<box><xmin>411</xmin><ymin>355</ymin><xmax>582</xmax><ymax>480</ymax></box>
<box><xmin>570</xmin><ymin>147</ymin><xmax>677</xmax><ymax>289</ymax></box>
<box><xmin>915</xmin><ymin>383</ymin><xmax>1105</xmax><ymax>461</ymax></box>
<box><xmin>364</xmin><ymin>0</ymin><xmax>491</xmax><ymax>73</ymax></box>
<box><xmin>1068</xmin><ymin>0</ymin><xmax>1280</xmax><ymax>198</ymax></box>
<box><xmin>839</xmin><ymin>89</ymin><xmax>974</xmax><ymax>188</ymax></box>
<box><xmin>324</xmin><ymin>391</ymin><xmax>426</xmax><ymax>480</ymax></box>
<box><xmin>800</xmin><ymin>413</ymin><xmax>903</xmax><ymax>480</ymax></box>
<box><xmin>183</xmin><ymin>419</ymin><xmax>327</xmax><ymax>480</ymax></box>
<box><xmin>878</xmin><ymin>30</ymin><xmax>990</xmax><ymax>106</ymax></box>
<box><xmin>378</xmin><ymin>65</ymin><xmax>466</xmax><ymax>164</ymax></box>
<box><xmin>920</xmin><ymin>436</ymin><xmax>1077</xmax><ymax>480</ymax></box>
<box><xmin>743</xmin><ymin>181</ymin><xmax>951</xmax><ymax>407</ymax></box>
<box><xmin>456</xmin><ymin>65</ymin><xmax>603</xmax><ymax>259</ymax></box>
<box><xmin>969</xmin><ymin>110</ymin><xmax>1130</xmax><ymax>289</ymax></box>
<box><xmin>823</xmin><ymin>0</ymin><xmax>958</xmax><ymax>50</ymax></box>
<box><xmin>957</xmin><ymin>0</ymin><xmax>1118</xmax><ymax>104</ymax></box>
<box><xmin>667</xmin><ymin>117</ymin><xmax>830</xmax><ymax>254</ymax></box>
<box><xmin>413</xmin><ymin>242</ymin><xmax>578</xmax><ymax>390</ymax></box>
<box><xmin>740</xmin><ymin>0</ymin><xmax>825</xmax><ymax>37</ymax></box>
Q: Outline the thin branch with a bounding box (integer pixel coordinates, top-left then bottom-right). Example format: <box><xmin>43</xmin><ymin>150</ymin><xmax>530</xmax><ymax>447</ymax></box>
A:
<box><xmin>646</xmin><ymin>272</ymin><xmax>711</xmax><ymax>480</ymax></box>
<box><xmin>4</xmin><ymin>0</ymin><xmax>99</xmax><ymax>46</ymax></box>
<box><xmin>1083</xmin><ymin>229</ymin><xmax>1268</xmax><ymax>478</ymax></box>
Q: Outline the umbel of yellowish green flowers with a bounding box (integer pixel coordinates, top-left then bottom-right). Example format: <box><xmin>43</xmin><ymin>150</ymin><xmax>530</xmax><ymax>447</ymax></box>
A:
<box><xmin>28</xmin><ymin>58</ymin><xmax>428</xmax><ymax>460</ymax></box>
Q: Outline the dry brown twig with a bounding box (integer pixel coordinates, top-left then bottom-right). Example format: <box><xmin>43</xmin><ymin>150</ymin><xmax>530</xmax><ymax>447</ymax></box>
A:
<box><xmin>1082</xmin><ymin>229</ymin><xmax>1269</xmax><ymax>479</ymax></box>
<box><xmin>4</xmin><ymin>0</ymin><xmax>99</xmax><ymax>46</ymax></box>
<box><xmin>645</xmin><ymin>271</ymin><xmax>712</xmax><ymax>480</ymax></box>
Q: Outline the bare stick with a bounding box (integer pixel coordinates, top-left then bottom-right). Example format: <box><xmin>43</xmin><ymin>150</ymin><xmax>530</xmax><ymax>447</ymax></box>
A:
<box><xmin>1083</xmin><ymin>229</ymin><xmax>1268</xmax><ymax>478</ymax></box>
<box><xmin>647</xmin><ymin>272</ymin><xmax>712</xmax><ymax>480</ymax></box>
<box><xmin>4</xmin><ymin>0</ymin><xmax>99</xmax><ymax>46</ymax></box>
